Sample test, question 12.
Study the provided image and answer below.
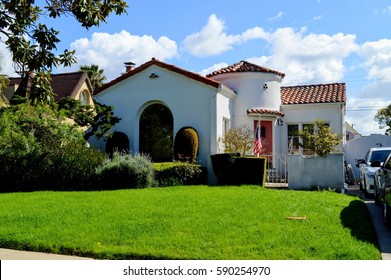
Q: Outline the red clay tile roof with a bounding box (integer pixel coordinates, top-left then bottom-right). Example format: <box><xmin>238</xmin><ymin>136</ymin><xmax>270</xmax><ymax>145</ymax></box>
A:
<box><xmin>94</xmin><ymin>58</ymin><xmax>223</xmax><ymax>95</ymax></box>
<box><xmin>281</xmin><ymin>83</ymin><xmax>346</xmax><ymax>105</ymax></box>
<box><xmin>9</xmin><ymin>71</ymin><xmax>92</xmax><ymax>101</ymax></box>
<box><xmin>247</xmin><ymin>108</ymin><xmax>285</xmax><ymax>117</ymax></box>
<box><xmin>206</xmin><ymin>60</ymin><xmax>285</xmax><ymax>78</ymax></box>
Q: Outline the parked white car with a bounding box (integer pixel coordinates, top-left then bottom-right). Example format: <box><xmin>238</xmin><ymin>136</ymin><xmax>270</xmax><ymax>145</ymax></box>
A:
<box><xmin>356</xmin><ymin>147</ymin><xmax>391</xmax><ymax>197</ymax></box>
<box><xmin>373</xmin><ymin>153</ymin><xmax>391</xmax><ymax>227</ymax></box>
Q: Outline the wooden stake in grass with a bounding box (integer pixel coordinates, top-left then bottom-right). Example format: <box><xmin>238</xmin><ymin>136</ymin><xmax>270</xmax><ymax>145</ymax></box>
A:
<box><xmin>286</xmin><ymin>215</ymin><xmax>307</xmax><ymax>220</ymax></box>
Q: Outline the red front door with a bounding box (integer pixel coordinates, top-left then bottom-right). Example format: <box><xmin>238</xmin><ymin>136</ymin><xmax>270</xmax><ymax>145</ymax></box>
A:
<box><xmin>254</xmin><ymin>120</ymin><xmax>273</xmax><ymax>155</ymax></box>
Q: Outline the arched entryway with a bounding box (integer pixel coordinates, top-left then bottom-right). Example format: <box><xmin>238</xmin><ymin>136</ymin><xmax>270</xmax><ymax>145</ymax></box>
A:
<box><xmin>139</xmin><ymin>103</ymin><xmax>174</xmax><ymax>162</ymax></box>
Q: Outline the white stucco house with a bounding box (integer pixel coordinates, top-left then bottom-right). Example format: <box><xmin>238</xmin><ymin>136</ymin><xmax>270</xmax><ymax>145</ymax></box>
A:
<box><xmin>91</xmin><ymin>58</ymin><xmax>346</xmax><ymax>183</ymax></box>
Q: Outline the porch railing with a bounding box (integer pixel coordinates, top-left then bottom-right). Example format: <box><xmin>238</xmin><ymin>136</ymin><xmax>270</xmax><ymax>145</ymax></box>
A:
<box><xmin>260</xmin><ymin>153</ymin><xmax>288</xmax><ymax>187</ymax></box>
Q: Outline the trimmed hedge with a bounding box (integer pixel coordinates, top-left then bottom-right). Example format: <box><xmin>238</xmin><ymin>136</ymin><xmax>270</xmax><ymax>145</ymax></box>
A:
<box><xmin>153</xmin><ymin>162</ymin><xmax>207</xmax><ymax>187</ymax></box>
<box><xmin>174</xmin><ymin>127</ymin><xmax>199</xmax><ymax>163</ymax></box>
<box><xmin>210</xmin><ymin>153</ymin><xmax>267</xmax><ymax>186</ymax></box>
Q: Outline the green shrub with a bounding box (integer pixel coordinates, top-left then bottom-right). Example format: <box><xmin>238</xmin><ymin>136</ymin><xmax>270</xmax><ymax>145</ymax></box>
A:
<box><xmin>174</xmin><ymin>127</ymin><xmax>199</xmax><ymax>163</ymax></box>
<box><xmin>46</xmin><ymin>143</ymin><xmax>106</xmax><ymax>191</ymax></box>
<box><xmin>105</xmin><ymin>131</ymin><xmax>129</xmax><ymax>156</ymax></box>
<box><xmin>233</xmin><ymin>157</ymin><xmax>267</xmax><ymax>186</ymax></box>
<box><xmin>0</xmin><ymin>102</ymin><xmax>105</xmax><ymax>192</ymax></box>
<box><xmin>95</xmin><ymin>152</ymin><xmax>154</xmax><ymax>189</ymax></box>
<box><xmin>210</xmin><ymin>153</ymin><xmax>239</xmax><ymax>185</ymax></box>
<box><xmin>153</xmin><ymin>162</ymin><xmax>206</xmax><ymax>187</ymax></box>
<box><xmin>210</xmin><ymin>153</ymin><xmax>266</xmax><ymax>186</ymax></box>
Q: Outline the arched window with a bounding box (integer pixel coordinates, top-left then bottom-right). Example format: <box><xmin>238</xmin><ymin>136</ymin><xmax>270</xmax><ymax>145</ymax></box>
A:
<box><xmin>139</xmin><ymin>103</ymin><xmax>173</xmax><ymax>162</ymax></box>
<box><xmin>80</xmin><ymin>90</ymin><xmax>88</xmax><ymax>106</ymax></box>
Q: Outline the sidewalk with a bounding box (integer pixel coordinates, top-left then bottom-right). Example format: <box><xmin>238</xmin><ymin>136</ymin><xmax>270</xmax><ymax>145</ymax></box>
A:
<box><xmin>0</xmin><ymin>248</ymin><xmax>93</xmax><ymax>260</ymax></box>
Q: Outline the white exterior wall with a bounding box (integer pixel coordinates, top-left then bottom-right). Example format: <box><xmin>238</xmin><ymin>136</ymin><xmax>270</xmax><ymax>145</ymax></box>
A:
<box><xmin>94</xmin><ymin>64</ymin><xmax>222</xmax><ymax>168</ymax></box>
<box><xmin>215</xmin><ymin>92</ymin><xmax>235</xmax><ymax>151</ymax></box>
<box><xmin>281</xmin><ymin>103</ymin><xmax>345</xmax><ymax>155</ymax></box>
<box><xmin>210</xmin><ymin>72</ymin><xmax>283</xmax><ymax>128</ymax></box>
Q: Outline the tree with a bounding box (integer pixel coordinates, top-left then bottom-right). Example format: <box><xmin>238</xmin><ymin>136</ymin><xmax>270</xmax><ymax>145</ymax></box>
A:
<box><xmin>80</xmin><ymin>64</ymin><xmax>107</xmax><ymax>91</ymax></box>
<box><xmin>298</xmin><ymin>119</ymin><xmax>341</xmax><ymax>157</ymax></box>
<box><xmin>375</xmin><ymin>104</ymin><xmax>391</xmax><ymax>135</ymax></box>
<box><xmin>0</xmin><ymin>0</ymin><xmax>127</xmax><ymax>105</ymax></box>
<box><xmin>219</xmin><ymin>125</ymin><xmax>254</xmax><ymax>156</ymax></box>
<box><xmin>0</xmin><ymin>74</ymin><xmax>9</xmax><ymax>106</ymax></box>
<box><xmin>57</xmin><ymin>97</ymin><xmax>121</xmax><ymax>141</ymax></box>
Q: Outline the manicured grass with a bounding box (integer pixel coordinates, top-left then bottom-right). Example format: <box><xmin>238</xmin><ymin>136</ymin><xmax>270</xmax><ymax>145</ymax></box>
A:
<box><xmin>0</xmin><ymin>186</ymin><xmax>380</xmax><ymax>260</ymax></box>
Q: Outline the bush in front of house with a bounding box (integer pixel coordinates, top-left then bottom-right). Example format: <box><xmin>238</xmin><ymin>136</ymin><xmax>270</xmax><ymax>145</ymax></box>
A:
<box><xmin>210</xmin><ymin>153</ymin><xmax>267</xmax><ymax>186</ymax></box>
<box><xmin>233</xmin><ymin>157</ymin><xmax>267</xmax><ymax>186</ymax></box>
<box><xmin>0</xmin><ymin>101</ymin><xmax>106</xmax><ymax>192</ymax></box>
<box><xmin>95</xmin><ymin>152</ymin><xmax>155</xmax><ymax>189</ymax></box>
<box><xmin>105</xmin><ymin>131</ymin><xmax>130</xmax><ymax>156</ymax></box>
<box><xmin>210</xmin><ymin>153</ymin><xmax>240</xmax><ymax>185</ymax></box>
<box><xmin>153</xmin><ymin>162</ymin><xmax>207</xmax><ymax>187</ymax></box>
<box><xmin>174</xmin><ymin>127</ymin><xmax>199</xmax><ymax>163</ymax></box>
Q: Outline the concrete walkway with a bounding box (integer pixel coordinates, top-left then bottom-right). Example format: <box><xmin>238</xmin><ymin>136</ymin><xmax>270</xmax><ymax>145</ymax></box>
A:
<box><xmin>0</xmin><ymin>248</ymin><xmax>93</xmax><ymax>260</ymax></box>
<box><xmin>347</xmin><ymin>185</ymin><xmax>391</xmax><ymax>260</ymax></box>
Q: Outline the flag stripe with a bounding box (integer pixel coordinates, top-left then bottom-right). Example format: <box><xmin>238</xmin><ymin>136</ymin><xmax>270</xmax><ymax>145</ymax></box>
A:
<box><xmin>253</xmin><ymin>123</ymin><xmax>262</xmax><ymax>156</ymax></box>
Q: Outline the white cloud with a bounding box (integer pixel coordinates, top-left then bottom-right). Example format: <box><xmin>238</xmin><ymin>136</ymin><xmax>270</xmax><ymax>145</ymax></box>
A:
<box><xmin>70</xmin><ymin>30</ymin><xmax>178</xmax><ymax>80</ymax></box>
<box><xmin>382</xmin><ymin>6</ymin><xmax>391</xmax><ymax>14</ymax></box>
<box><xmin>199</xmin><ymin>62</ymin><xmax>228</xmax><ymax>77</ymax></box>
<box><xmin>183</xmin><ymin>14</ymin><xmax>269</xmax><ymax>57</ymax></box>
<box><xmin>313</xmin><ymin>14</ymin><xmax>326</xmax><ymax>21</ymax></box>
<box><xmin>267</xmin><ymin>11</ymin><xmax>286</xmax><ymax>22</ymax></box>
<box><xmin>359</xmin><ymin>39</ymin><xmax>391</xmax><ymax>82</ymax></box>
<box><xmin>346</xmin><ymin>82</ymin><xmax>391</xmax><ymax>135</ymax></box>
<box><xmin>249</xmin><ymin>27</ymin><xmax>358</xmax><ymax>84</ymax></box>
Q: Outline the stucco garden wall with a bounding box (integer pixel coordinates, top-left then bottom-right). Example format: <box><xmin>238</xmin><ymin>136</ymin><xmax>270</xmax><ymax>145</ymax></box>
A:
<box><xmin>287</xmin><ymin>153</ymin><xmax>344</xmax><ymax>191</ymax></box>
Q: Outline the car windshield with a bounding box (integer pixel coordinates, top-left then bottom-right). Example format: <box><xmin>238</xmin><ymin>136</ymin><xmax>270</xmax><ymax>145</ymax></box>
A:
<box><xmin>370</xmin><ymin>150</ymin><xmax>391</xmax><ymax>163</ymax></box>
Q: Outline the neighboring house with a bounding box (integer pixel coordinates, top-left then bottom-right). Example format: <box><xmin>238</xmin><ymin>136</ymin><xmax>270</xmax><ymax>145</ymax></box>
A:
<box><xmin>346</xmin><ymin>122</ymin><xmax>361</xmax><ymax>141</ymax></box>
<box><xmin>5</xmin><ymin>71</ymin><xmax>94</xmax><ymax>107</ymax></box>
<box><xmin>92</xmin><ymin>58</ymin><xmax>347</xmax><ymax>183</ymax></box>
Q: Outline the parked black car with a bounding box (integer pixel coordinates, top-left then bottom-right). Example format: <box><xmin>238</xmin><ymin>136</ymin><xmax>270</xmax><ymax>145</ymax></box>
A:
<box><xmin>373</xmin><ymin>153</ymin><xmax>391</xmax><ymax>227</ymax></box>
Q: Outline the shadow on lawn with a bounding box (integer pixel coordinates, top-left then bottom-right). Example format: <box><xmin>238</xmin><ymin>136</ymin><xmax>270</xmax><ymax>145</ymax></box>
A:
<box><xmin>340</xmin><ymin>200</ymin><xmax>379</xmax><ymax>248</ymax></box>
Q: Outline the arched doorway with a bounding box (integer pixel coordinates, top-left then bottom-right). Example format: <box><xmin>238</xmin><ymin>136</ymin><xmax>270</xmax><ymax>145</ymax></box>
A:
<box><xmin>139</xmin><ymin>103</ymin><xmax>173</xmax><ymax>162</ymax></box>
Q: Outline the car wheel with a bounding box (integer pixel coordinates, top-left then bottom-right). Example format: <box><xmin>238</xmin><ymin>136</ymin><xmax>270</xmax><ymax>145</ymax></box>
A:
<box><xmin>384</xmin><ymin>200</ymin><xmax>391</xmax><ymax>228</ymax></box>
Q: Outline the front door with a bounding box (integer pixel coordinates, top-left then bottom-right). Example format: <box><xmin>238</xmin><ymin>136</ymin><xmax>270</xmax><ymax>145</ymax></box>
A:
<box><xmin>254</xmin><ymin>120</ymin><xmax>273</xmax><ymax>155</ymax></box>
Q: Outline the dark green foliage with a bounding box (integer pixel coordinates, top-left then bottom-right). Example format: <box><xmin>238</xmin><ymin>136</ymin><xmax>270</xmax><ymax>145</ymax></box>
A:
<box><xmin>233</xmin><ymin>157</ymin><xmax>267</xmax><ymax>186</ymax></box>
<box><xmin>58</xmin><ymin>97</ymin><xmax>121</xmax><ymax>141</ymax></box>
<box><xmin>375</xmin><ymin>103</ymin><xmax>391</xmax><ymax>135</ymax></box>
<box><xmin>139</xmin><ymin>104</ymin><xmax>173</xmax><ymax>162</ymax></box>
<box><xmin>210</xmin><ymin>153</ymin><xmax>239</xmax><ymax>185</ymax></box>
<box><xmin>210</xmin><ymin>153</ymin><xmax>266</xmax><ymax>186</ymax></box>
<box><xmin>174</xmin><ymin>127</ymin><xmax>199</xmax><ymax>163</ymax></box>
<box><xmin>153</xmin><ymin>162</ymin><xmax>206</xmax><ymax>187</ymax></box>
<box><xmin>0</xmin><ymin>102</ymin><xmax>105</xmax><ymax>192</ymax></box>
<box><xmin>1</xmin><ymin>0</ymin><xmax>127</xmax><ymax>103</ymax></box>
<box><xmin>298</xmin><ymin>119</ymin><xmax>341</xmax><ymax>157</ymax></box>
<box><xmin>105</xmin><ymin>131</ymin><xmax>130</xmax><ymax>155</ymax></box>
<box><xmin>79</xmin><ymin>64</ymin><xmax>106</xmax><ymax>91</ymax></box>
<box><xmin>95</xmin><ymin>153</ymin><xmax>155</xmax><ymax>189</ymax></box>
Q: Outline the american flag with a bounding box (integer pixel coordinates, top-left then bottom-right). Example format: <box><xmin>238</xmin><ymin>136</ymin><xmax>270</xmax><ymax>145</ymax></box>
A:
<box><xmin>253</xmin><ymin>123</ymin><xmax>262</xmax><ymax>156</ymax></box>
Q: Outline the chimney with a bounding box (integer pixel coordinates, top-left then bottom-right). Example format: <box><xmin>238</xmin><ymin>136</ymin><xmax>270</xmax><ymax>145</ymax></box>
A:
<box><xmin>124</xmin><ymin>62</ymin><xmax>136</xmax><ymax>73</ymax></box>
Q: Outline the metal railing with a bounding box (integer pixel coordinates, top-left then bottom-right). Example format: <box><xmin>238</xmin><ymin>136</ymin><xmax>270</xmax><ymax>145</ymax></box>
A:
<box><xmin>260</xmin><ymin>154</ymin><xmax>288</xmax><ymax>187</ymax></box>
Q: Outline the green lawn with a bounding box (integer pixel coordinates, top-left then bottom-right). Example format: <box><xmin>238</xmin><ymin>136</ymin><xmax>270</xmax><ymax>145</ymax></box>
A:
<box><xmin>0</xmin><ymin>186</ymin><xmax>381</xmax><ymax>260</ymax></box>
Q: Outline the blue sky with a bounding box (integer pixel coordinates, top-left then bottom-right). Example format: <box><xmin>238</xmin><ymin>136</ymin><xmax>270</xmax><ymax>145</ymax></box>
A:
<box><xmin>1</xmin><ymin>0</ymin><xmax>391</xmax><ymax>135</ymax></box>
